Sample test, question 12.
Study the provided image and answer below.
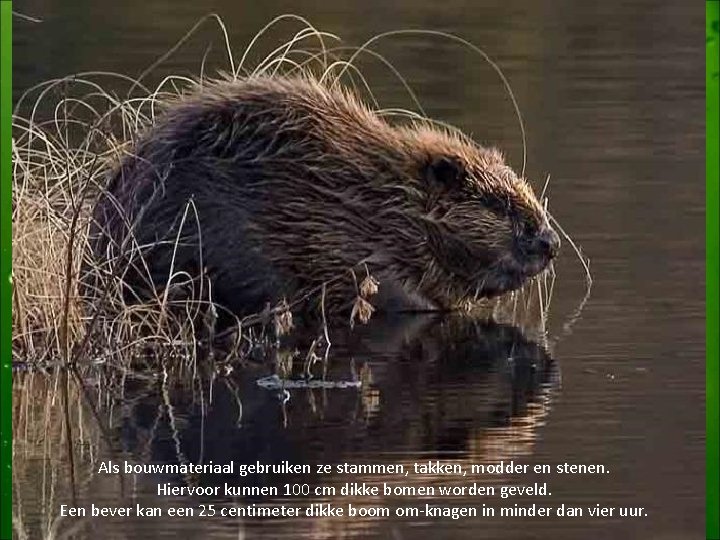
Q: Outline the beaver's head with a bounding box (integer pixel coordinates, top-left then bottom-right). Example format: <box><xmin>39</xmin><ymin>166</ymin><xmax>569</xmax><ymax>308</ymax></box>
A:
<box><xmin>391</xmin><ymin>126</ymin><xmax>560</xmax><ymax>307</ymax></box>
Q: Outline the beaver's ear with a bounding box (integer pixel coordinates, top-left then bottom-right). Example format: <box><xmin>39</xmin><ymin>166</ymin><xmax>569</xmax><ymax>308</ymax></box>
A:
<box><xmin>424</xmin><ymin>156</ymin><xmax>466</xmax><ymax>191</ymax></box>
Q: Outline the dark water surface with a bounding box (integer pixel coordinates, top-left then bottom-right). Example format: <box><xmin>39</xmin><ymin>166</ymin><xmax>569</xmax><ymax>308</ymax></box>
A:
<box><xmin>12</xmin><ymin>1</ymin><xmax>705</xmax><ymax>539</ymax></box>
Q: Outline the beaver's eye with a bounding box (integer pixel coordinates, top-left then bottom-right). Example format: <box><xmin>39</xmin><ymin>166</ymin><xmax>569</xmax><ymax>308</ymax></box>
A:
<box><xmin>480</xmin><ymin>193</ymin><xmax>507</xmax><ymax>214</ymax></box>
<box><xmin>522</xmin><ymin>221</ymin><xmax>538</xmax><ymax>237</ymax></box>
<box><xmin>424</xmin><ymin>156</ymin><xmax>466</xmax><ymax>191</ymax></box>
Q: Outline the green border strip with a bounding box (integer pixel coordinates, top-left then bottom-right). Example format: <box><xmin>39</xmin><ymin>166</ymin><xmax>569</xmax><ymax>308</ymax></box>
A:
<box><xmin>0</xmin><ymin>2</ymin><xmax>10</xmax><ymax>540</ymax></box>
<box><xmin>708</xmin><ymin>2</ymin><xmax>719</xmax><ymax>540</ymax></box>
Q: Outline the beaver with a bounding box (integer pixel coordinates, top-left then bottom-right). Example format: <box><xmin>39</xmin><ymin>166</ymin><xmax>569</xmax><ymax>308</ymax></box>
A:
<box><xmin>86</xmin><ymin>75</ymin><xmax>560</xmax><ymax>320</ymax></box>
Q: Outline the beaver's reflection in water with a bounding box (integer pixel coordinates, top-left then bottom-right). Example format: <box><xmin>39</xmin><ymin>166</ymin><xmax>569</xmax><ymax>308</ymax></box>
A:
<box><xmin>117</xmin><ymin>315</ymin><xmax>558</xmax><ymax>487</ymax></box>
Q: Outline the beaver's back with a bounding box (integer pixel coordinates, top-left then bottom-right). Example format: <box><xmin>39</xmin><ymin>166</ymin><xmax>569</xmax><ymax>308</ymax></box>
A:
<box><xmin>85</xmin><ymin>76</ymin><xmax>404</xmax><ymax>317</ymax></box>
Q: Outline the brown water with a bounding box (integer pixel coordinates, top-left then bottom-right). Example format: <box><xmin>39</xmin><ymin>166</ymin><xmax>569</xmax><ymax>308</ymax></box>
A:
<box><xmin>12</xmin><ymin>1</ymin><xmax>705</xmax><ymax>539</ymax></box>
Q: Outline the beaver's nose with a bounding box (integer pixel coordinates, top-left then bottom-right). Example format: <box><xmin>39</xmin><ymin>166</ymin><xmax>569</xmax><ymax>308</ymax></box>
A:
<box><xmin>532</xmin><ymin>226</ymin><xmax>561</xmax><ymax>260</ymax></box>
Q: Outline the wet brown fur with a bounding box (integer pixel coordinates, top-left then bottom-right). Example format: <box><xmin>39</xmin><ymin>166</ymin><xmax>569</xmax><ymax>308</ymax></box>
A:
<box><xmin>86</xmin><ymin>75</ymin><xmax>555</xmax><ymax>319</ymax></box>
